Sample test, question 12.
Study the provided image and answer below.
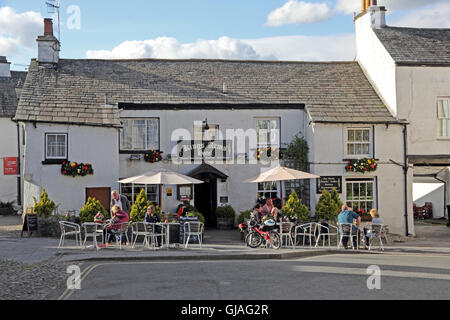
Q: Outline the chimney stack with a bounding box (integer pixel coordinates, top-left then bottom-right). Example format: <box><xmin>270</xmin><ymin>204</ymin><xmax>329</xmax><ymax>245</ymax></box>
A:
<box><xmin>360</xmin><ymin>0</ymin><xmax>386</xmax><ymax>28</ymax></box>
<box><xmin>37</xmin><ymin>18</ymin><xmax>60</xmax><ymax>66</ymax></box>
<box><xmin>0</xmin><ymin>56</ymin><xmax>11</xmax><ymax>78</ymax></box>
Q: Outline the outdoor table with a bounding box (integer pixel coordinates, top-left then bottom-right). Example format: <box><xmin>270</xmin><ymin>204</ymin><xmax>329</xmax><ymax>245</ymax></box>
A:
<box><xmin>156</xmin><ymin>223</ymin><xmax>180</xmax><ymax>249</ymax></box>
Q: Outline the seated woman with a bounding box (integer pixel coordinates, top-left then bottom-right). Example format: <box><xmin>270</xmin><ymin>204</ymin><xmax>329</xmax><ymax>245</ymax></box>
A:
<box><xmin>363</xmin><ymin>209</ymin><xmax>384</xmax><ymax>250</ymax></box>
<box><xmin>271</xmin><ymin>198</ymin><xmax>283</xmax><ymax>223</ymax></box>
<box><xmin>145</xmin><ymin>205</ymin><xmax>162</xmax><ymax>246</ymax></box>
<box><xmin>250</xmin><ymin>204</ymin><xmax>263</xmax><ymax>225</ymax></box>
<box><xmin>106</xmin><ymin>205</ymin><xmax>130</xmax><ymax>245</ymax></box>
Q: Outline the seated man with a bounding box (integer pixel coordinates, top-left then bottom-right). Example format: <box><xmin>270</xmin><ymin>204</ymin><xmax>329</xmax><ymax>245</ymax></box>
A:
<box><xmin>337</xmin><ymin>204</ymin><xmax>361</xmax><ymax>249</ymax></box>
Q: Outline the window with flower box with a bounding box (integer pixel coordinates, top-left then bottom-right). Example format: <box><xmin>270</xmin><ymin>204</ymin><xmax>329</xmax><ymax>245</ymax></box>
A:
<box><xmin>345</xmin><ymin>178</ymin><xmax>375</xmax><ymax>216</ymax></box>
<box><xmin>120</xmin><ymin>118</ymin><xmax>160</xmax><ymax>151</ymax></box>
<box><xmin>345</xmin><ymin>128</ymin><xmax>371</xmax><ymax>157</ymax></box>
<box><xmin>45</xmin><ymin>133</ymin><xmax>67</xmax><ymax>162</ymax></box>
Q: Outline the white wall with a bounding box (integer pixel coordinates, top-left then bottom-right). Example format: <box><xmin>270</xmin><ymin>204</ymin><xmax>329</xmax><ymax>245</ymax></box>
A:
<box><xmin>355</xmin><ymin>12</ymin><xmax>398</xmax><ymax>117</ymax></box>
<box><xmin>0</xmin><ymin>118</ymin><xmax>18</xmax><ymax>203</ymax></box>
<box><xmin>413</xmin><ymin>182</ymin><xmax>445</xmax><ymax>218</ymax></box>
<box><xmin>119</xmin><ymin>108</ymin><xmax>305</xmax><ymax>215</ymax></box>
<box><xmin>396</xmin><ymin>66</ymin><xmax>450</xmax><ymax>155</ymax></box>
<box><xmin>22</xmin><ymin>122</ymin><xmax>119</xmax><ymax>214</ymax></box>
<box><xmin>310</xmin><ymin>122</ymin><xmax>414</xmax><ymax>235</ymax></box>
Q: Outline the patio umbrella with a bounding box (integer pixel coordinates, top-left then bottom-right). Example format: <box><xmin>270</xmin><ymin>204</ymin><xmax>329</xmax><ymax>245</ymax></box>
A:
<box><xmin>243</xmin><ymin>166</ymin><xmax>320</xmax><ymax>206</ymax></box>
<box><xmin>119</xmin><ymin>170</ymin><xmax>204</xmax><ymax>211</ymax></box>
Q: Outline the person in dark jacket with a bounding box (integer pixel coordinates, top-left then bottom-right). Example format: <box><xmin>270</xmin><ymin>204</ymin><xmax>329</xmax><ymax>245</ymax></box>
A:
<box><xmin>145</xmin><ymin>206</ymin><xmax>162</xmax><ymax>246</ymax></box>
<box><xmin>111</xmin><ymin>190</ymin><xmax>131</xmax><ymax>214</ymax></box>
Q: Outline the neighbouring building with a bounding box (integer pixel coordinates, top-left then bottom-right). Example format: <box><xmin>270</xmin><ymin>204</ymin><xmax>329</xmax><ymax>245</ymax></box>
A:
<box><xmin>15</xmin><ymin>18</ymin><xmax>415</xmax><ymax>235</ymax></box>
<box><xmin>0</xmin><ymin>56</ymin><xmax>23</xmax><ymax>205</ymax></box>
<box><xmin>355</xmin><ymin>0</ymin><xmax>450</xmax><ymax>223</ymax></box>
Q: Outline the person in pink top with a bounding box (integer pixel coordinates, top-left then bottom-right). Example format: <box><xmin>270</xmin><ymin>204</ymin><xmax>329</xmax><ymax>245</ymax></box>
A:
<box><xmin>106</xmin><ymin>205</ymin><xmax>130</xmax><ymax>244</ymax></box>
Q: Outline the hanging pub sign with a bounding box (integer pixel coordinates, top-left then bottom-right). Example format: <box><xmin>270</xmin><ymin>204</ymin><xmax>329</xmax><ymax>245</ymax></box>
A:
<box><xmin>3</xmin><ymin>157</ymin><xmax>18</xmax><ymax>175</ymax></box>
<box><xmin>316</xmin><ymin>176</ymin><xmax>342</xmax><ymax>194</ymax></box>
<box><xmin>177</xmin><ymin>140</ymin><xmax>232</xmax><ymax>162</ymax></box>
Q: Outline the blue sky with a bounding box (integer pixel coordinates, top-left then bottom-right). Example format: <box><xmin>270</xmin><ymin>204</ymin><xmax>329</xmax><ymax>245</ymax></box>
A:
<box><xmin>1</xmin><ymin>0</ymin><xmax>449</xmax><ymax>70</ymax></box>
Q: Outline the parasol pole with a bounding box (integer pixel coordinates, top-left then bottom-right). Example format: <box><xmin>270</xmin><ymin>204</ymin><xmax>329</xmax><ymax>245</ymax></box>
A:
<box><xmin>280</xmin><ymin>180</ymin><xmax>284</xmax><ymax>207</ymax></box>
<box><xmin>159</xmin><ymin>184</ymin><xmax>163</xmax><ymax>211</ymax></box>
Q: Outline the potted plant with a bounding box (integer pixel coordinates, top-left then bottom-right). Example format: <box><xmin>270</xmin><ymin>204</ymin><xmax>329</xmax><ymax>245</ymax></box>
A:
<box><xmin>281</xmin><ymin>191</ymin><xmax>310</xmax><ymax>222</ymax></box>
<box><xmin>79</xmin><ymin>197</ymin><xmax>108</xmax><ymax>224</ymax></box>
<box><xmin>216</xmin><ymin>205</ymin><xmax>236</xmax><ymax>230</ymax></box>
<box><xmin>33</xmin><ymin>189</ymin><xmax>56</xmax><ymax>218</ymax></box>
<box><xmin>0</xmin><ymin>201</ymin><xmax>15</xmax><ymax>215</ymax></box>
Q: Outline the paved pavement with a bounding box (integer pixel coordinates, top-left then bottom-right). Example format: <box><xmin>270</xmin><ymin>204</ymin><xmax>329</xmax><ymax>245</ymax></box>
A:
<box><xmin>53</xmin><ymin>253</ymin><xmax>450</xmax><ymax>300</ymax></box>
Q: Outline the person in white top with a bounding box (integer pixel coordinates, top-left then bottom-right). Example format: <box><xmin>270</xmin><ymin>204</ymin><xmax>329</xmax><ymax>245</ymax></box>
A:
<box><xmin>363</xmin><ymin>209</ymin><xmax>384</xmax><ymax>250</ymax></box>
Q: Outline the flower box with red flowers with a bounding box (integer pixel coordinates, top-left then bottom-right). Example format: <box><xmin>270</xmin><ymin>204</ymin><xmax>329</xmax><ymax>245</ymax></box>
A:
<box><xmin>354</xmin><ymin>208</ymin><xmax>372</xmax><ymax>221</ymax></box>
<box><xmin>345</xmin><ymin>158</ymin><xmax>377</xmax><ymax>174</ymax></box>
<box><xmin>61</xmin><ymin>161</ymin><xmax>94</xmax><ymax>177</ymax></box>
<box><xmin>144</xmin><ymin>150</ymin><xmax>163</xmax><ymax>163</ymax></box>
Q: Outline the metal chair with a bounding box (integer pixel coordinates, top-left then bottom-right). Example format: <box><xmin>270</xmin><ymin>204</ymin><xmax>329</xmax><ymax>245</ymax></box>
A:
<box><xmin>183</xmin><ymin>222</ymin><xmax>204</xmax><ymax>248</ymax></box>
<box><xmin>82</xmin><ymin>223</ymin><xmax>105</xmax><ymax>250</ymax></box>
<box><xmin>58</xmin><ymin>221</ymin><xmax>82</xmax><ymax>248</ymax></box>
<box><xmin>279</xmin><ymin>221</ymin><xmax>295</xmax><ymax>249</ymax></box>
<box><xmin>338</xmin><ymin>223</ymin><xmax>359</xmax><ymax>250</ymax></box>
<box><xmin>143</xmin><ymin>223</ymin><xmax>167</xmax><ymax>250</ymax></box>
<box><xmin>315</xmin><ymin>223</ymin><xmax>339</xmax><ymax>248</ymax></box>
<box><xmin>106</xmin><ymin>222</ymin><xmax>130</xmax><ymax>250</ymax></box>
<box><xmin>293</xmin><ymin>223</ymin><xmax>318</xmax><ymax>248</ymax></box>
<box><xmin>131</xmin><ymin>222</ymin><xmax>150</xmax><ymax>248</ymax></box>
<box><xmin>367</xmin><ymin>224</ymin><xmax>385</xmax><ymax>251</ymax></box>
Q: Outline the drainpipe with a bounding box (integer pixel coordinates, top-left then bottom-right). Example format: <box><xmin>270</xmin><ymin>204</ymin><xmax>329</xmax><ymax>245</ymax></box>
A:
<box><xmin>16</xmin><ymin>123</ymin><xmax>22</xmax><ymax>206</ymax></box>
<box><xmin>403</xmin><ymin>124</ymin><xmax>409</xmax><ymax>236</ymax></box>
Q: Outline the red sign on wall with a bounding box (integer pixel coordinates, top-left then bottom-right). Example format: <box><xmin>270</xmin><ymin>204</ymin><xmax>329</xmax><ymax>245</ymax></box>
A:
<box><xmin>3</xmin><ymin>157</ymin><xmax>18</xmax><ymax>175</ymax></box>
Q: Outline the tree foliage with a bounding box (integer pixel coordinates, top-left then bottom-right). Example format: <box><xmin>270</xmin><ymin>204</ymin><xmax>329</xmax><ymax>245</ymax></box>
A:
<box><xmin>130</xmin><ymin>189</ymin><xmax>152</xmax><ymax>222</ymax></box>
<box><xmin>33</xmin><ymin>189</ymin><xmax>56</xmax><ymax>217</ymax></box>
<box><xmin>281</xmin><ymin>191</ymin><xmax>310</xmax><ymax>221</ymax></box>
<box><xmin>79</xmin><ymin>197</ymin><xmax>108</xmax><ymax>223</ymax></box>
<box><xmin>315</xmin><ymin>188</ymin><xmax>342</xmax><ymax>222</ymax></box>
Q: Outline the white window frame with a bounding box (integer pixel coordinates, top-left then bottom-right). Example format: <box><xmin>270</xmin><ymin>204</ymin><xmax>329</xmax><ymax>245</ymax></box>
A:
<box><xmin>120</xmin><ymin>183</ymin><xmax>159</xmax><ymax>205</ymax></box>
<box><xmin>257</xmin><ymin>181</ymin><xmax>279</xmax><ymax>202</ymax></box>
<box><xmin>344</xmin><ymin>178</ymin><xmax>376</xmax><ymax>213</ymax></box>
<box><xmin>120</xmin><ymin>118</ymin><xmax>160</xmax><ymax>151</ymax></box>
<box><xmin>437</xmin><ymin>98</ymin><xmax>450</xmax><ymax>138</ymax></box>
<box><xmin>255</xmin><ymin>117</ymin><xmax>281</xmax><ymax>148</ymax></box>
<box><xmin>345</xmin><ymin>127</ymin><xmax>371</xmax><ymax>158</ymax></box>
<box><xmin>45</xmin><ymin>133</ymin><xmax>68</xmax><ymax>160</ymax></box>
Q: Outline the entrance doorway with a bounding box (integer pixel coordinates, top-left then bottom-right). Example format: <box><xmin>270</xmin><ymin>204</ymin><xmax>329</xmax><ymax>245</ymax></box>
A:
<box><xmin>189</xmin><ymin>164</ymin><xmax>229</xmax><ymax>229</ymax></box>
<box><xmin>86</xmin><ymin>187</ymin><xmax>111</xmax><ymax>212</ymax></box>
<box><xmin>194</xmin><ymin>178</ymin><xmax>217</xmax><ymax>228</ymax></box>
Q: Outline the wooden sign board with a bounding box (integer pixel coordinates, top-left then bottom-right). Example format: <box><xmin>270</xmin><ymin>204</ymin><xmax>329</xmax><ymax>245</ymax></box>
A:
<box><xmin>316</xmin><ymin>176</ymin><xmax>342</xmax><ymax>194</ymax></box>
<box><xmin>21</xmin><ymin>213</ymin><xmax>39</xmax><ymax>237</ymax></box>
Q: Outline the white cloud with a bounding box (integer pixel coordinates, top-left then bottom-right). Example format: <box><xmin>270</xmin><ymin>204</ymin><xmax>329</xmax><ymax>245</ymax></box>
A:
<box><xmin>86</xmin><ymin>36</ymin><xmax>273</xmax><ymax>60</ymax></box>
<box><xmin>0</xmin><ymin>6</ymin><xmax>42</xmax><ymax>58</ymax></box>
<box><xmin>244</xmin><ymin>34</ymin><xmax>355</xmax><ymax>61</ymax></box>
<box><xmin>335</xmin><ymin>0</ymin><xmax>447</xmax><ymax>15</ymax></box>
<box><xmin>390</xmin><ymin>2</ymin><xmax>450</xmax><ymax>28</ymax></box>
<box><xmin>86</xmin><ymin>34</ymin><xmax>356</xmax><ymax>62</ymax></box>
<box><xmin>266</xmin><ymin>0</ymin><xmax>333</xmax><ymax>26</ymax></box>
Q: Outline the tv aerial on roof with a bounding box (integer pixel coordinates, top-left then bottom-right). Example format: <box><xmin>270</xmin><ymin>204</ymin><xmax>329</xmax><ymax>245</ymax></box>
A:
<box><xmin>45</xmin><ymin>0</ymin><xmax>61</xmax><ymax>42</ymax></box>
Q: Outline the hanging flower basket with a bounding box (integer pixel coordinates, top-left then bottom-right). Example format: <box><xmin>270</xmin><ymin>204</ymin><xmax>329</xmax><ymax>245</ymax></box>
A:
<box><xmin>256</xmin><ymin>147</ymin><xmax>281</xmax><ymax>161</ymax></box>
<box><xmin>61</xmin><ymin>161</ymin><xmax>94</xmax><ymax>177</ymax></box>
<box><xmin>144</xmin><ymin>150</ymin><xmax>163</xmax><ymax>163</ymax></box>
<box><xmin>345</xmin><ymin>158</ymin><xmax>377</xmax><ymax>174</ymax></box>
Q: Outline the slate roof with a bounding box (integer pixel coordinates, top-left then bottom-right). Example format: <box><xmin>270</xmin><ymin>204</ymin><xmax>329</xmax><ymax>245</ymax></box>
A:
<box><xmin>373</xmin><ymin>27</ymin><xmax>450</xmax><ymax>65</ymax></box>
<box><xmin>11</xmin><ymin>71</ymin><xmax>27</xmax><ymax>89</ymax></box>
<box><xmin>0</xmin><ymin>77</ymin><xmax>18</xmax><ymax>118</ymax></box>
<box><xmin>14</xmin><ymin>58</ymin><xmax>396</xmax><ymax>126</ymax></box>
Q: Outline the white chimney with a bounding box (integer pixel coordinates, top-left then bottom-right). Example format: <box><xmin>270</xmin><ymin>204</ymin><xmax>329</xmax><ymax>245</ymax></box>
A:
<box><xmin>37</xmin><ymin>18</ymin><xmax>60</xmax><ymax>65</ymax></box>
<box><xmin>368</xmin><ymin>3</ymin><xmax>386</xmax><ymax>29</ymax></box>
<box><xmin>0</xmin><ymin>56</ymin><xmax>11</xmax><ymax>78</ymax></box>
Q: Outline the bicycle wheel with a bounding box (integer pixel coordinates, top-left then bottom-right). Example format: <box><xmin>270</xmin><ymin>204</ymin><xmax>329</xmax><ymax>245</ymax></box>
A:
<box><xmin>269</xmin><ymin>232</ymin><xmax>281</xmax><ymax>249</ymax></box>
<box><xmin>247</xmin><ymin>232</ymin><xmax>263</xmax><ymax>248</ymax></box>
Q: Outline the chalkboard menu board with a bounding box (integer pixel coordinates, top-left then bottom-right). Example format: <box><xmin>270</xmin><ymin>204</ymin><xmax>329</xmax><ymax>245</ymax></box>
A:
<box><xmin>317</xmin><ymin>176</ymin><xmax>342</xmax><ymax>194</ymax></box>
<box><xmin>21</xmin><ymin>214</ymin><xmax>39</xmax><ymax>237</ymax></box>
<box><xmin>179</xmin><ymin>216</ymin><xmax>199</xmax><ymax>244</ymax></box>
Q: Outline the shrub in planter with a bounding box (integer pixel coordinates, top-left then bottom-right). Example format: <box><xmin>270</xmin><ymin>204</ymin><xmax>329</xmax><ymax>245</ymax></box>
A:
<box><xmin>216</xmin><ymin>205</ymin><xmax>236</xmax><ymax>229</ymax></box>
<box><xmin>281</xmin><ymin>191</ymin><xmax>310</xmax><ymax>222</ymax></box>
<box><xmin>38</xmin><ymin>215</ymin><xmax>63</xmax><ymax>238</ymax></box>
<box><xmin>0</xmin><ymin>201</ymin><xmax>15</xmax><ymax>215</ymax></box>
<box><xmin>238</xmin><ymin>209</ymin><xmax>252</xmax><ymax>224</ymax></box>
<box><xmin>315</xmin><ymin>189</ymin><xmax>340</xmax><ymax>222</ymax></box>
<box><xmin>79</xmin><ymin>197</ymin><xmax>108</xmax><ymax>224</ymax></box>
<box><xmin>33</xmin><ymin>189</ymin><xmax>56</xmax><ymax>217</ymax></box>
<box><xmin>130</xmin><ymin>189</ymin><xmax>156</xmax><ymax>222</ymax></box>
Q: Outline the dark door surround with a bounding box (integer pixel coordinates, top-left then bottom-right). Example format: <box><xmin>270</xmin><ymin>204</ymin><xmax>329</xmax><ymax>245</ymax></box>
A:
<box><xmin>194</xmin><ymin>176</ymin><xmax>218</xmax><ymax>228</ymax></box>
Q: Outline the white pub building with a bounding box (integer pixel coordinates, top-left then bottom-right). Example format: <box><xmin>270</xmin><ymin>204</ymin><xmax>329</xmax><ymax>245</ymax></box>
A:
<box><xmin>14</xmin><ymin>2</ymin><xmax>450</xmax><ymax>235</ymax></box>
